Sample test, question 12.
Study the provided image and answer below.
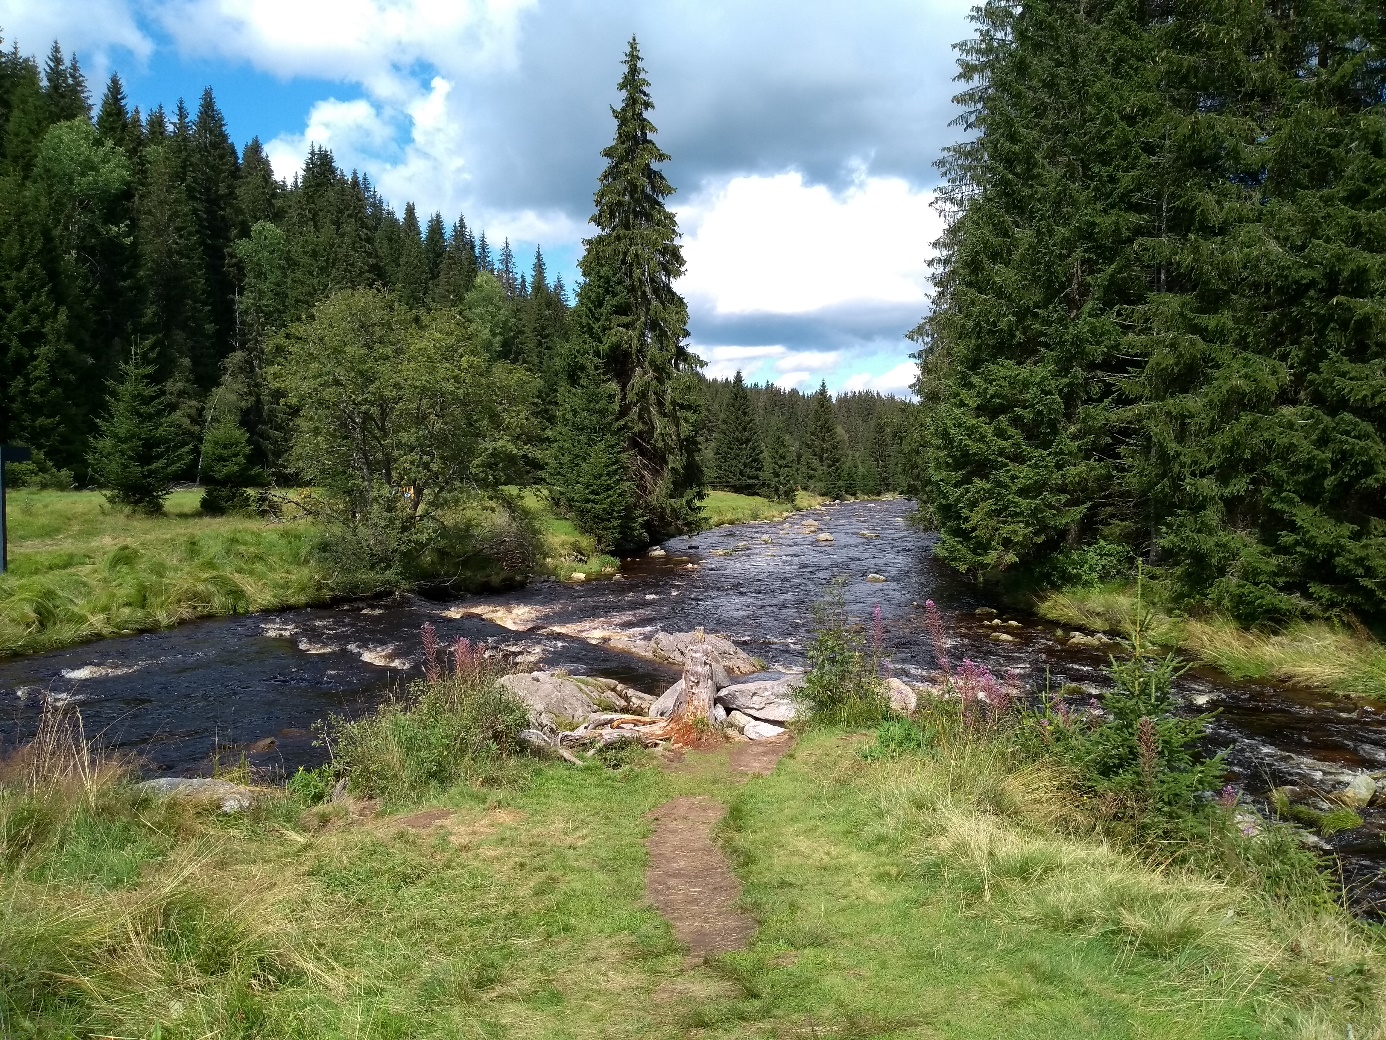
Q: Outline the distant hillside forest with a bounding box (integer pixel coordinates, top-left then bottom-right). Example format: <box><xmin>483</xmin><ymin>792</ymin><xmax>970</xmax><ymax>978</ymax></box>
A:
<box><xmin>0</xmin><ymin>38</ymin><xmax>910</xmax><ymax>540</ymax></box>
<box><xmin>701</xmin><ymin>375</ymin><xmax>912</xmax><ymax>500</ymax></box>
<box><xmin>912</xmin><ymin>0</ymin><xmax>1385</xmax><ymax>625</ymax></box>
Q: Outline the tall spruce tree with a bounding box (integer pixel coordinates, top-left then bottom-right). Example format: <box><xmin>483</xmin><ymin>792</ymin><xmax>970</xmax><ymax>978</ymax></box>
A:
<box><xmin>761</xmin><ymin>420</ymin><xmax>798</xmax><ymax>503</ymax></box>
<box><xmin>711</xmin><ymin>370</ymin><xmax>763</xmax><ymax>493</ymax></box>
<box><xmin>574</xmin><ymin>36</ymin><xmax>703</xmax><ymax>540</ymax></box>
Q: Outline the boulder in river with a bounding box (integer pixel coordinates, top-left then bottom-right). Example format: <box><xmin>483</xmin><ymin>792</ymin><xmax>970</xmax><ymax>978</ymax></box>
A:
<box><xmin>717</xmin><ymin>678</ymin><xmax>801</xmax><ymax>722</ymax></box>
<box><xmin>647</xmin><ymin>547</ymin><xmax>667</xmax><ymax>558</ymax></box>
<box><xmin>865</xmin><ymin>573</ymin><xmax>887</xmax><ymax>583</ymax></box>
<box><xmin>647</xmin><ymin>630</ymin><xmax>759</xmax><ymax>677</ymax></box>
<box><xmin>498</xmin><ymin>672</ymin><xmax>598</xmax><ymax>729</ymax></box>
<box><xmin>989</xmin><ymin>632</ymin><xmax>1017</xmax><ymax>643</ymax></box>
<box><xmin>1340</xmin><ymin>773</ymin><xmax>1379</xmax><ymax>809</ymax></box>
<box><xmin>815</xmin><ymin>533</ymin><xmax>834</xmax><ymax>543</ymax></box>
<box><xmin>138</xmin><ymin>777</ymin><xmax>254</xmax><ymax>813</ymax></box>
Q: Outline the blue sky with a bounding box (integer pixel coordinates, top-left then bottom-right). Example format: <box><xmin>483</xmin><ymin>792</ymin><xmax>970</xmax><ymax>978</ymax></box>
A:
<box><xmin>0</xmin><ymin>0</ymin><xmax>975</xmax><ymax>395</ymax></box>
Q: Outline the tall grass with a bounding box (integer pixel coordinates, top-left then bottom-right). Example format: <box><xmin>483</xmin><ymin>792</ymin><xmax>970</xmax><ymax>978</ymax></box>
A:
<box><xmin>1038</xmin><ymin>584</ymin><xmax>1386</xmax><ymax>700</ymax></box>
<box><xmin>326</xmin><ymin>628</ymin><xmax>530</xmax><ymax>802</ymax></box>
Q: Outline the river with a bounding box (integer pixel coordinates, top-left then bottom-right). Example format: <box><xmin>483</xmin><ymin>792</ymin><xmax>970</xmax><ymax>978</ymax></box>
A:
<box><xmin>3</xmin><ymin>499</ymin><xmax>1384</xmax><ymax>910</ymax></box>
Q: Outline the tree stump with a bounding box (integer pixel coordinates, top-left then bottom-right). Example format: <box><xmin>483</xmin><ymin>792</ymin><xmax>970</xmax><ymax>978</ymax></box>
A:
<box><xmin>672</xmin><ymin>628</ymin><xmax>716</xmax><ymax>722</ymax></box>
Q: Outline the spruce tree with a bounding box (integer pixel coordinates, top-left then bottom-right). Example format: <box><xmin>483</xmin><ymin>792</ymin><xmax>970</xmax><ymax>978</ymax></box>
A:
<box><xmin>237</xmin><ymin>137</ymin><xmax>279</xmax><ymax>226</ymax></box>
<box><xmin>575</xmin><ymin>36</ymin><xmax>703</xmax><ymax>540</ymax></box>
<box><xmin>803</xmin><ymin>382</ymin><xmax>847</xmax><ymax>497</ymax></box>
<box><xmin>546</xmin><ymin>357</ymin><xmax>642</xmax><ymax>553</ymax></box>
<box><xmin>761</xmin><ymin>420</ymin><xmax>798</xmax><ymax>503</ymax></box>
<box><xmin>88</xmin><ymin>345</ymin><xmax>193</xmax><ymax>512</ymax></box>
<box><xmin>711</xmin><ymin>370</ymin><xmax>763</xmax><ymax>493</ymax></box>
<box><xmin>395</xmin><ymin>201</ymin><xmax>430</xmax><ymax>308</ymax></box>
<box><xmin>423</xmin><ymin>210</ymin><xmax>446</xmax><ymax>285</ymax></box>
<box><xmin>95</xmin><ymin>73</ymin><xmax>135</xmax><ymax>151</ymax></box>
<box><xmin>433</xmin><ymin>213</ymin><xmax>478</xmax><ymax>307</ymax></box>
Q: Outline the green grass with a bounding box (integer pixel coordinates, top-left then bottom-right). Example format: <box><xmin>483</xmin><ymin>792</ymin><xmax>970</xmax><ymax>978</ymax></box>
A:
<box><xmin>3</xmin><ymin>725</ymin><xmax>1379</xmax><ymax>1038</ymax></box>
<box><xmin>0</xmin><ymin>490</ymin><xmax>329</xmax><ymax>658</ymax></box>
<box><xmin>1036</xmin><ymin>583</ymin><xmax>1386</xmax><ymax>701</ymax></box>
<box><xmin>700</xmin><ymin>490</ymin><xmax>831</xmax><ymax>527</ymax></box>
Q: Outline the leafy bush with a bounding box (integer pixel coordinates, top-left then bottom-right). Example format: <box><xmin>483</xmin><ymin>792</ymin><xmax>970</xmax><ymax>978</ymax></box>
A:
<box><xmin>327</xmin><ymin>629</ymin><xmax>529</xmax><ymax>801</ymax></box>
<box><xmin>1030</xmin><ymin>539</ymin><xmax>1133</xmax><ymax>590</ymax></box>
<box><xmin>286</xmin><ymin>764</ymin><xmax>333</xmax><ymax>805</ymax></box>
<box><xmin>798</xmin><ymin>580</ymin><xmax>891</xmax><ymax>726</ymax></box>
<box><xmin>919</xmin><ymin>597</ymin><xmax>1225</xmax><ymax>834</ymax></box>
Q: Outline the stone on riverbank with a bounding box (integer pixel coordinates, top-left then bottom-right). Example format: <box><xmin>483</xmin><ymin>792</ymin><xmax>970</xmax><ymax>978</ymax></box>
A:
<box><xmin>885</xmin><ymin>677</ymin><xmax>918</xmax><ymax>714</ymax></box>
<box><xmin>138</xmin><ymin>777</ymin><xmax>255</xmax><ymax>813</ymax></box>
<box><xmin>717</xmin><ymin>679</ymin><xmax>800</xmax><ymax>722</ymax></box>
<box><xmin>743</xmin><ymin>719</ymin><xmax>787</xmax><ymax>741</ymax></box>
<box><xmin>498</xmin><ymin>672</ymin><xmax>598</xmax><ymax>728</ymax></box>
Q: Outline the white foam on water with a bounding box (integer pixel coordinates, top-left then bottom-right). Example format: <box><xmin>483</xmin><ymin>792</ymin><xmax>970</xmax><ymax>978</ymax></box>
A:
<box><xmin>353</xmin><ymin>643</ymin><xmax>412</xmax><ymax>669</ymax></box>
<box><xmin>296</xmin><ymin>640</ymin><xmax>338</xmax><ymax>655</ymax></box>
<box><xmin>61</xmin><ymin>663</ymin><xmax>138</xmax><ymax>680</ymax></box>
<box><xmin>260</xmin><ymin>622</ymin><xmax>298</xmax><ymax>639</ymax></box>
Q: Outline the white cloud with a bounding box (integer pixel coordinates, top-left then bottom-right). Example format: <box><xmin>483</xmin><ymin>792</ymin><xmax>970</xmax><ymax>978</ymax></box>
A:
<box><xmin>0</xmin><ymin>0</ymin><xmax>152</xmax><ymax>78</ymax></box>
<box><xmin>840</xmin><ymin>360</ymin><xmax>917</xmax><ymax>395</ymax></box>
<box><xmin>155</xmin><ymin>0</ymin><xmax>535</xmax><ymax>98</ymax></box>
<box><xmin>264</xmin><ymin>96</ymin><xmax>395</xmax><ymax>181</ymax></box>
<box><xmin>699</xmin><ymin>344</ymin><xmax>790</xmax><ymax>380</ymax></box>
<box><xmin>678</xmin><ymin>169</ymin><xmax>943</xmax><ymax>316</ymax></box>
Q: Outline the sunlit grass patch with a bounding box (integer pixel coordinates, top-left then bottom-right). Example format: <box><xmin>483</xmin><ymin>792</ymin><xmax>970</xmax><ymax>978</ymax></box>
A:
<box><xmin>701</xmin><ymin>491</ymin><xmax>794</xmax><ymax>527</ymax></box>
<box><xmin>1036</xmin><ymin>584</ymin><xmax>1386</xmax><ymax>701</ymax></box>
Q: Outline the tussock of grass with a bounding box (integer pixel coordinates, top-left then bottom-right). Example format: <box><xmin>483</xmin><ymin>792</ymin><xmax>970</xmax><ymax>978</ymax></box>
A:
<box><xmin>0</xmin><ymin>490</ymin><xmax>331</xmax><ymax>657</ymax></box>
<box><xmin>1038</xmin><ymin>585</ymin><xmax>1386</xmax><ymax>700</ymax></box>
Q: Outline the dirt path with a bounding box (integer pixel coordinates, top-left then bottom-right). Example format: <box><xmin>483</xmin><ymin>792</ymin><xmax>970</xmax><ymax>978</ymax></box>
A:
<box><xmin>644</xmin><ymin>736</ymin><xmax>793</xmax><ymax>959</ymax></box>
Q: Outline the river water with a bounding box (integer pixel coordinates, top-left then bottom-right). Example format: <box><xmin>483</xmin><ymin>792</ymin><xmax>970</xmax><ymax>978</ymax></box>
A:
<box><xmin>3</xmin><ymin>499</ymin><xmax>1384</xmax><ymax>909</ymax></box>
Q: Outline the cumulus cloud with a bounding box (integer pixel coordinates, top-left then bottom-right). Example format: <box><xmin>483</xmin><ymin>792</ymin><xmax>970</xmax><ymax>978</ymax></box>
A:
<box><xmin>0</xmin><ymin>0</ymin><xmax>152</xmax><ymax>78</ymax></box>
<box><xmin>841</xmin><ymin>361</ymin><xmax>917</xmax><ymax>395</ymax></box>
<box><xmin>155</xmin><ymin>0</ymin><xmax>535</xmax><ymax>100</ymax></box>
<box><xmin>678</xmin><ymin>170</ymin><xmax>941</xmax><ymax>316</ymax></box>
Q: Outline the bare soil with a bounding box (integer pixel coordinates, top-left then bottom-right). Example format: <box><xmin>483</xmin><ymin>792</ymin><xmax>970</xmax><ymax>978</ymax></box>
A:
<box><xmin>643</xmin><ymin>735</ymin><xmax>794</xmax><ymax>958</ymax></box>
<box><xmin>645</xmin><ymin>796</ymin><xmax>755</xmax><ymax>959</ymax></box>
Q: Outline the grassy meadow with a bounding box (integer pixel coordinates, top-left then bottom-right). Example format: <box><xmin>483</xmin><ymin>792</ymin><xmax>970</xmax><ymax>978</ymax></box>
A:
<box><xmin>3</xmin><ymin>721</ymin><xmax>1378</xmax><ymax>1038</ymax></box>
<box><xmin>1036</xmin><ymin>584</ymin><xmax>1386</xmax><ymax>702</ymax></box>
<box><xmin>0</xmin><ymin>488</ymin><xmax>807</xmax><ymax>659</ymax></box>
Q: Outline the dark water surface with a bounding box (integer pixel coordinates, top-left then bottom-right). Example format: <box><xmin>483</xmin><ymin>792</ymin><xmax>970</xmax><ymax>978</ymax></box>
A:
<box><xmin>3</xmin><ymin>499</ymin><xmax>1384</xmax><ymax>908</ymax></box>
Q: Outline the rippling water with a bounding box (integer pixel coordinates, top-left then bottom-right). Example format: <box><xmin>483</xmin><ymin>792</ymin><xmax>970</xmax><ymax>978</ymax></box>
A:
<box><xmin>3</xmin><ymin>499</ymin><xmax>1384</xmax><ymax>909</ymax></box>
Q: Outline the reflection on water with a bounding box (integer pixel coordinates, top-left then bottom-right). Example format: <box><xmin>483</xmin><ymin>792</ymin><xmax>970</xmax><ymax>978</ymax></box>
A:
<box><xmin>3</xmin><ymin>498</ymin><xmax>1384</xmax><ymax>910</ymax></box>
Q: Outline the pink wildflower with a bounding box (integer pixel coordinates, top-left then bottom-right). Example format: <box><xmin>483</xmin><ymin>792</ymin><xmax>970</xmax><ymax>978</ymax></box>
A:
<box><xmin>923</xmin><ymin>600</ymin><xmax>951</xmax><ymax>676</ymax></box>
<box><xmin>421</xmin><ymin>623</ymin><xmax>440</xmax><ymax>683</ymax></box>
